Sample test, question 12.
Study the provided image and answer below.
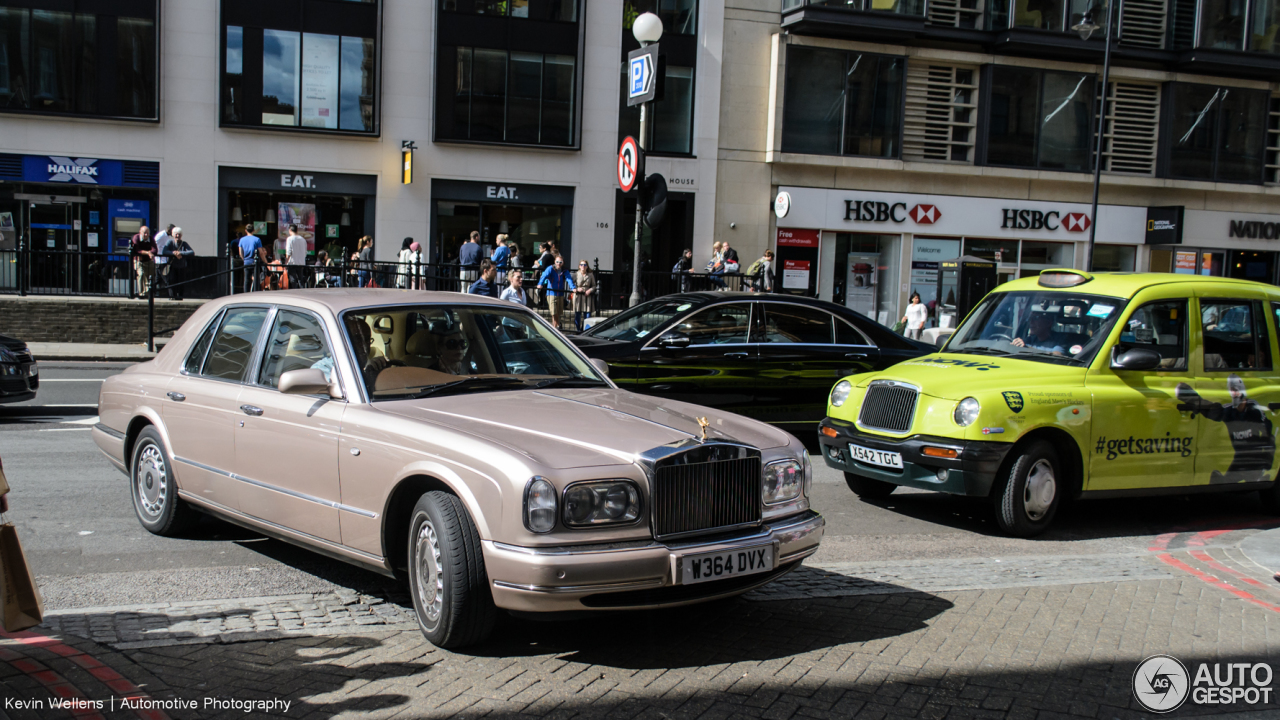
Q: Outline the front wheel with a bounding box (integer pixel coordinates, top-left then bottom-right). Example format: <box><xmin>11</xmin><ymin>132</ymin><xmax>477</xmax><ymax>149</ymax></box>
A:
<box><xmin>130</xmin><ymin>427</ymin><xmax>197</xmax><ymax>536</ymax></box>
<box><xmin>408</xmin><ymin>491</ymin><xmax>497</xmax><ymax>649</ymax></box>
<box><xmin>993</xmin><ymin>441</ymin><xmax>1061</xmax><ymax>538</ymax></box>
<box><xmin>844</xmin><ymin>471</ymin><xmax>896</xmax><ymax>500</ymax></box>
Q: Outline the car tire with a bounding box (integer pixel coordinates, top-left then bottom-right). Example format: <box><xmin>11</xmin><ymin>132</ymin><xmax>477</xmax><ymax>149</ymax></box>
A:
<box><xmin>408</xmin><ymin>491</ymin><xmax>497</xmax><ymax>649</ymax></box>
<box><xmin>993</xmin><ymin>441</ymin><xmax>1061</xmax><ymax>538</ymax></box>
<box><xmin>130</xmin><ymin>427</ymin><xmax>197</xmax><ymax>536</ymax></box>
<box><xmin>844</xmin><ymin>471</ymin><xmax>896</xmax><ymax>499</ymax></box>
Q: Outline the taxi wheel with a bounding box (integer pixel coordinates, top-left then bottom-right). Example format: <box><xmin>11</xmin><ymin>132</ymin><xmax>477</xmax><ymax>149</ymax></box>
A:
<box><xmin>993</xmin><ymin>441</ymin><xmax>1060</xmax><ymax>538</ymax></box>
<box><xmin>408</xmin><ymin>491</ymin><xmax>496</xmax><ymax>649</ymax></box>
<box><xmin>130</xmin><ymin>427</ymin><xmax>197</xmax><ymax>537</ymax></box>
<box><xmin>844</xmin><ymin>472</ymin><xmax>896</xmax><ymax>499</ymax></box>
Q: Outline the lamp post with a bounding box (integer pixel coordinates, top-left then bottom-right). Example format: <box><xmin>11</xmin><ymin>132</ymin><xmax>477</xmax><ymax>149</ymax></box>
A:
<box><xmin>1073</xmin><ymin>1</ymin><xmax>1115</xmax><ymax>273</ymax></box>
<box><xmin>629</xmin><ymin>12</ymin><xmax>662</xmax><ymax>308</ymax></box>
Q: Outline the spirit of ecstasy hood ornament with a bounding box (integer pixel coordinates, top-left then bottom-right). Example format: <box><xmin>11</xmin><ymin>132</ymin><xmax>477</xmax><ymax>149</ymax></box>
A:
<box><xmin>696</xmin><ymin>417</ymin><xmax>710</xmax><ymax>442</ymax></box>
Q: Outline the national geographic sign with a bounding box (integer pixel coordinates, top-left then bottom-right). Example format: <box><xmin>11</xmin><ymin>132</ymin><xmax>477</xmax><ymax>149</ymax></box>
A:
<box><xmin>1145</xmin><ymin>206</ymin><xmax>1184</xmax><ymax>245</ymax></box>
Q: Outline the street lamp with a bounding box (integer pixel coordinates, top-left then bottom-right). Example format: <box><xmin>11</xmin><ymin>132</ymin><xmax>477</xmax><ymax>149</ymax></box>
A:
<box><xmin>629</xmin><ymin>12</ymin><xmax>662</xmax><ymax>308</ymax></box>
<box><xmin>1073</xmin><ymin>1</ymin><xmax>1114</xmax><ymax>272</ymax></box>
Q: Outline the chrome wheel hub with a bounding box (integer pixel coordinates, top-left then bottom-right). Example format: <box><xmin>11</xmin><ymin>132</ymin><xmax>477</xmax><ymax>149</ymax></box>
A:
<box><xmin>414</xmin><ymin>519</ymin><xmax>444</xmax><ymax>628</ymax></box>
<box><xmin>1023</xmin><ymin>459</ymin><xmax>1056</xmax><ymax>521</ymax></box>
<box><xmin>136</xmin><ymin>443</ymin><xmax>168</xmax><ymax>519</ymax></box>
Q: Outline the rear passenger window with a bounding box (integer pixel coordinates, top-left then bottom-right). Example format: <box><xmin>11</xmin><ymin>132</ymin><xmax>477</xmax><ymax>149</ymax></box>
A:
<box><xmin>258</xmin><ymin>310</ymin><xmax>333</xmax><ymax>388</ymax></box>
<box><xmin>1201</xmin><ymin>299</ymin><xmax>1271</xmax><ymax>371</ymax></box>
<box><xmin>760</xmin><ymin>304</ymin><xmax>834</xmax><ymax>344</ymax></box>
<box><xmin>1120</xmin><ymin>300</ymin><xmax>1187</xmax><ymax>371</ymax></box>
<box><xmin>201</xmin><ymin>307</ymin><xmax>269</xmax><ymax>381</ymax></box>
<box><xmin>836</xmin><ymin>318</ymin><xmax>873</xmax><ymax>346</ymax></box>
<box><xmin>183</xmin><ymin>314</ymin><xmax>221</xmax><ymax>375</ymax></box>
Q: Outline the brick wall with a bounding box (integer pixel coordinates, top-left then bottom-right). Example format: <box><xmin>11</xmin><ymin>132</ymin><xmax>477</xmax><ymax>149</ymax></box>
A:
<box><xmin>0</xmin><ymin>298</ymin><xmax>204</xmax><ymax>344</ymax></box>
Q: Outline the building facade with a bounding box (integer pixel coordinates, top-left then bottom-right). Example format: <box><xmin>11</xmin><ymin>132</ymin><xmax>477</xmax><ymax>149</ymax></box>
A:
<box><xmin>0</xmin><ymin>0</ymin><xmax>724</xmax><ymax>280</ymax></box>
<box><xmin>716</xmin><ymin>0</ymin><xmax>1280</xmax><ymax>327</ymax></box>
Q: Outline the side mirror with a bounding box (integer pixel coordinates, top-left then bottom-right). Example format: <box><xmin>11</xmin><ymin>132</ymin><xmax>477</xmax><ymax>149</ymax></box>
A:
<box><xmin>279</xmin><ymin>368</ymin><xmax>342</xmax><ymax>398</ymax></box>
<box><xmin>1111</xmin><ymin>346</ymin><xmax>1161</xmax><ymax>371</ymax></box>
<box><xmin>589</xmin><ymin>358</ymin><xmax>610</xmax><ymax>378</ymax></box>
<box><xmin>658</xmin><ymin>332</ymin><xmax>691</xmax><ymax>350</ymax></box>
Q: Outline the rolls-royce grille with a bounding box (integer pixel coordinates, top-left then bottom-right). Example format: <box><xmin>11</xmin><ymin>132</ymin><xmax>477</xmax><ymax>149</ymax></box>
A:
<box><xmin>858</xmin><ymin>383</ymin><xmax>918</xmax><ymax>433</ymax></box>
<box><xmin>651</xmin><ymin>451</ymin><xmax>761</xmax><ymax>539</ymax></box>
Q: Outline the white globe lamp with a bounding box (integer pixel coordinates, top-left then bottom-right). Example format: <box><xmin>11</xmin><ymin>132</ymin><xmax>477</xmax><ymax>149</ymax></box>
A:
<box><xmin>632</xmin><ymin>12</ymin><xmax>663</xmax><ymax>45</ymax></box>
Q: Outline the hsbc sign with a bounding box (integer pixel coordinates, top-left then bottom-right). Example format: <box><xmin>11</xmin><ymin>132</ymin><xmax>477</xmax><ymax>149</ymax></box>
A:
<box><xmin>844</xmin><ymin>200</ymin><xmax>943</xmax><ymax>226</ymax></box>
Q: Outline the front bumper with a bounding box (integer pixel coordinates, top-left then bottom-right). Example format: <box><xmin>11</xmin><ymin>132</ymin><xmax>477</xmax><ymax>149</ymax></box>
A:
<box><xmin>483</xmin><ymin>511</ymin><xmax>824</xmax><ymax>613</ymax></box>
<box><xmin>0</xmin><ymin>361</ymin><xmax>38</xmax><ymax>404</ymax></box>
<box><xmin>817</xmin><ymin>418</ymin><xmax>1012</xmax><ymax>497</ymax></box>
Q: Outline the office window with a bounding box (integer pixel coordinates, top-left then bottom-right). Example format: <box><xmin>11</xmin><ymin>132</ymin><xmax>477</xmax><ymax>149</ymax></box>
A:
<box><xmin>0</xmin><ymin>1</ymin><xmax>157</xmax><ymax>121</ymax></box>
<box><xmin>781</xmin><ymin>46</ymin><xmax>904</xmax><ymax>159</ymax></box>
<box><xmin>1253</xmin><ymin>0</ymin><xmax>1280</xmax><ymax>52</ymax></box>
<box><xmin>984</xmin><ymin>66</ymin><xmax>1095</xmax><ymax>172</ymax></box>
<box><xmin>617</xmin><ymin>1</ymin><xmax>698</xmax><ymax>156</ymax></box>
<box><xmin>442</xmin><ymin>0</ymin><xmax>577</xmax><ymax>22</ymax></box>
<box><xmin>1167</xmin><ymin>83</ymin><xmax>1268</xmax><ymax>183</ymax></box>
<box><xmin>221</xmin><ymin>0</ymin><xmax>379</xmax><ymax>134</ymax></box>
<box><xmin>1201</xmin><ymin>0</ymin><xmax>1246</xmax><ymax>49</ymax></box>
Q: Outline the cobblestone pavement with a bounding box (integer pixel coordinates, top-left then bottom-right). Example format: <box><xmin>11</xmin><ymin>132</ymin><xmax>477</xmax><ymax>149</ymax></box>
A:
<box><xmin>3</xmin><ymin>526</ymin><xmax>1279</xmax><ymax>720</ymax></box>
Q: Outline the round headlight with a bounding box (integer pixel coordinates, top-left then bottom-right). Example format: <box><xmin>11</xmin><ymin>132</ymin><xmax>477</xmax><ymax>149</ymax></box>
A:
<box><xmin>830</xmin><ymin>380</ymin><xmax>852</xmax><ymax>408</ymax></box>
<box><xmin>953</xmin><ymin>397</ymin><xmax>981</xmax><ymax>427</ymax></box>
<box><xmin>524</xmin><ymin>478</ymin><xmax>558</xmax><ymax>533</ymax></box>
<box><xmin>763</xmin><ymin>459</ymin><xmax>804</xmax><ymax>505</ymax></box>
<box><xmin>561</xmin><ymin>480</ymin><xmax>641</xmax><ymax>526</ymax></box>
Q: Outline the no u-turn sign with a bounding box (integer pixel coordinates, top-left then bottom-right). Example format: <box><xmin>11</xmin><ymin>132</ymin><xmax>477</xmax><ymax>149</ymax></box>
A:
<box><xmin>618</xmin><ymin>136</ymin><xmax>640</xmax><ymax>193</ymax></box>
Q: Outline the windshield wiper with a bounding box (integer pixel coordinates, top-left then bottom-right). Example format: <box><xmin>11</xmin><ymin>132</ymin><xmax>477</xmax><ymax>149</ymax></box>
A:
<box><xmin>949</xmin><ymin>346</ymin><xmax>1009</xmax><ymax>356</ymax></box>
<box><xmin>406</xmin><ymin>377</ymin><xmax>530</xmax><ymax>399</ymax></box>
<box><xmin>530</xmin><ymin>376</ymin><xmax>610</xmax><ymax>389</ymax></box>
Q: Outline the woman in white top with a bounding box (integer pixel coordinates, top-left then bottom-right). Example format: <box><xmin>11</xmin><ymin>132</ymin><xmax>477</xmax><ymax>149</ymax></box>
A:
<box><xmin>903</xmin><ymin>291</ymin><xmax>929</xmax><ymax>340</ymax></box>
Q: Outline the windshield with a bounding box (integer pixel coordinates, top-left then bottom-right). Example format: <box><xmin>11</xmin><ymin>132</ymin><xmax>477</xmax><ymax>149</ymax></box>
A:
<box><xmin>338</xmin><ymin>305</ymin><xmax>607</xmax><ymax>400</ymax></box>
<box><xmin>944</xmin><ymin>290</ymin><xmax>1127</xmax><ymax>366</ymax></box>
<box><xmin>584</xmin><ymin>297</ymin><xmax>711</xmax><ymax>341</ymax></box>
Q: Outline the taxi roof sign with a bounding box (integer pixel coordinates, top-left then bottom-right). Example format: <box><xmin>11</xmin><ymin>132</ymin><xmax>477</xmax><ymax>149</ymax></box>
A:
<box><xmin>1037</xmin><ymin>269</ymin><xmax>1093</xmax><ymax>288</ymax></box>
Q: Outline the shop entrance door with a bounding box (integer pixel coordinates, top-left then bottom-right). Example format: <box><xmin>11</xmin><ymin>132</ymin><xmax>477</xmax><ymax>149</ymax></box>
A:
<box><xmin>27</xmin><ymin>200</ymin><xmax>79</xmax><ymax>292</ymax></box>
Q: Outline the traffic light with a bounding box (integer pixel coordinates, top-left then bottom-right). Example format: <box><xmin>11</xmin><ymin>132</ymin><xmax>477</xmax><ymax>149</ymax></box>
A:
<box><xmin>642</xmin><ymin>173</ymin><xmax>667</xmax><ymax>228</ymax></box>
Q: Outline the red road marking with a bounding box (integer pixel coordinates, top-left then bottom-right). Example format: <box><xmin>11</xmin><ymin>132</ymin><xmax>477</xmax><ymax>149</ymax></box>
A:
<box><xmin>1156</xmin><ymin>553</ymin><xmax>1280</xmax><ymax>613</ymax></box>
<box><xmin>1188</xmin><ymin>549</ymin><xmax>1275</xmax><ymax>592</ymax></box>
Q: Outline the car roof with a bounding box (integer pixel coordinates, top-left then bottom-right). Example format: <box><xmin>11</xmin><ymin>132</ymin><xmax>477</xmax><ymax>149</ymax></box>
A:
<box><xmin>995</xmin><ymin>272</ymin><xmax>1280</xmax><ymax>298</ymax></box>
<box><xmin>206</xmin><ymin>288</ymin><xmax>517</xmax><ymax>315</ymax></box>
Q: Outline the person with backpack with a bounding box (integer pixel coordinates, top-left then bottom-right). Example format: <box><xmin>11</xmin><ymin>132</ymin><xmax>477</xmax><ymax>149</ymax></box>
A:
<box><xmin>672</xmin><ymin>248</ymin><xmax>693</xmax><ymax>293</ymax></box>
<box><xmin>746</xmin><ymin>249</ymin><xmax>774</xmax><ymax>293</ymax></box>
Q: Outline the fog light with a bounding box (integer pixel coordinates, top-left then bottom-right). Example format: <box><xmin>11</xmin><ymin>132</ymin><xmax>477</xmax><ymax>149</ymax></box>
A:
<box><xmin>935</xmin><ymin>468</ymin><xmax>949</xmax><ymax>482</ymax></box>
<box><xmin>827</xmin><ymin>446</ymin><xmax>842</xmax><ymax>461</ymax></box>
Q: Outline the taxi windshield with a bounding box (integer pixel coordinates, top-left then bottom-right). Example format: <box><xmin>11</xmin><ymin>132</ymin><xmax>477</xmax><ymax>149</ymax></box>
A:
<box><xmin>944</xmin><ymin>290</ymin><xmax>1128</xmax><ymax>366</ymax></box>
<box><xmin>584</xmin><ymin>297</ymin><xmax>712</xmax><ymax>342</ymax></box>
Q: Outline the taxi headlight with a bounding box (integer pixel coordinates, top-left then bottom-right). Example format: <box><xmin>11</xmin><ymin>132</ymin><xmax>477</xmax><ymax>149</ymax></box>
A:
<box><xmin>763</xmin><ymin>459</ymin><xmax>804</xmax><ymax>505</ymax></box>
<box><xmin>953</xmin><ymin>397</ymin><xmax>981</xmax><ymax>427</ymax></box>
<box><xmin>830</xmin><ymin>380</ymin><xmax>852</xmax><ymax>408</ymax></box>
<box><xmin>524</xmin><ymin>477</ymin><xmax>558</xmax><ymax>533</ymax></box>
<box><xmin>562</xmin><ymin>480</ymin><xmax>641</xmax><ymax>527</ymax></box>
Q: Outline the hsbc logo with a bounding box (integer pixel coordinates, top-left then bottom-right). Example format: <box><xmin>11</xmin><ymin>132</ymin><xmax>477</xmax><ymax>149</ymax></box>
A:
<box><xmin>844</xmin><ymin>200</ymin><xmax>943</xmax><ymax>226</ymax></box>
<box><xmin>910</xmin><ymin>204</ymin><xmax>941</xmax><ymax>224</ymax></box>
<box><xmin>1064</xmin><ymin>212</ymin><xmax>1091</xmax><ymax>232</ymax></box>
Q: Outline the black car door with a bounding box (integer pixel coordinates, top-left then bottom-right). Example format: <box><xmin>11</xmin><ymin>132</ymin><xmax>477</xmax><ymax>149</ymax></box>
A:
<box><xmin>636</xmin><ymin>302</ymin><xmax>762</xmax><ymax>417</ymax></box>
<box><xmin>753</xmin><ymin>302</ymin><xmax>881</xmax><ymax>427</ymax></box>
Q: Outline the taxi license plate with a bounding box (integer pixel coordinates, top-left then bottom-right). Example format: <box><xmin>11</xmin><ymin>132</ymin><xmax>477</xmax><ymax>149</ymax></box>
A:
<box><xmin>679</xmin><ymin>545</ymin><xmax>773</xmax><ymax>585</ymax></box>
<box><xmin>849</xmin><ymin>444</ymin><xmax>903</xmax><ymax>469</ymax></box>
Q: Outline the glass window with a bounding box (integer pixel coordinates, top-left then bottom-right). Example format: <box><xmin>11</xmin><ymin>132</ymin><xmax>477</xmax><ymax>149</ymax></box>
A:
<box><xmin>586</xmin><ymin>297</ymin><xmax>712</xmax><ymax>341</ymax></box>
<box><xmin>964</xmin><ymin>239</ymin><xmax>1019</xmax><ymax>264</ymax></box>
<box><xmin>443</xmin><ymin>47</ymin><xmax>576</xmax><ymax>146</ymax></box>
<box><xmin>184</xmin><ymin>315</ymin><xmax>222</xmax><ymax>375</ymax></box>
<box><xmin>259</xmin><ymin>310</ymin><xmax>333</xmax><ymax>388</ymax></box>
<box><xmin>625</xmin><ymin>0</ymin><xmax>696</xmax><ymax>36</ymax></box>
<box><xmin>443</xmin><ymin>0</ymin><xmax>577</xmax><ymax>22</ymax></box>
<box><xmin>508</xmin><ymin>52</ymin><xmax>543</xmax><ymax>144</ymax></box>
<box><xmin>618</xmin><ymin>63</ymin><xmax>694</xmax><ymax>155</ymax></box>
<box><xmin>781</xmin><ymin>46</ymin><xmax>904</xmax><ymax>158</ymax></box>
<box><xmin>225</xmin><ymin>25</ymin><xmax>243</xmax><ymax>122</ymax></box>
<box><xmin>300</xmin><ymin>33</ymin><xmax>339</xmax><ymax>129</ymax></box>
<box><xmin>948</xmin><ymin>290</ymin><xmax>1127</xmax><ymax>366</ymax></box>
<box><xmin>74</xmin><ymin>14</ymin><xmax>96</xmax><ymax>114</ymax></box>
<box><xmin>1252</xmin><ymin>0</ymin><xmax>1280</xmax><ymax>52</ymax></box>
<box><xmin>986</xmin><ymin>66</ymin><xmax>1094</xmax><ymax>171</ymax></box>
<box><xmin>472</xmin><ymin>48</ymin><xmax>507</xmax><ymax>141</ymax></box>
<box><xmin>1202</xmin><ymin>0</ymin><xmax>1246</xmax><ymax>49</ymax></box>
<box><xmin>1119</xmin><ymin>300</ymin><xmax>1188</xmax><ymax>371</ymax></box>
<box><xmin>1201</xmin><ymin>300</ymin><xmax>1271</xmax><ymax>371</ymax></box>
<box><xmin>262</xmin><ymin>29</ymin><xmax>300</xmax><ymax>125</ymax></box>
<box><xmin>1092</xmin><ymin>245</ymin><xmax>1135</xmax><ymax>272</ymax></box>
<box><xmin>760</xmin><ymin>304</ymin><xmax>835</xmax><ymax>344</ymax></box>
<box><xmin>116</xmin><ymin>17</ymin><xmax>154</xmax><ymax>117</ymax></box>
<box><xmin>202</xmin><ymin>308</ymin><xmax>269</xmax><ymax>381</ymax></box>
<box><xmin>1014</xmin><ymin>0</ymin><xmax>1065</xmax><ymax>31</ymax></box>
<box><xmin>1168</xmin><ymin>83</ymin><xmax>1268</xmax><ymax>183</ymax></box>
<box><xmin>836</xmin><ymin>318</ymin><xmax>873</xmax><ymax>346</ymax></box>
<box><xmin>673</xmin><ymin>304</ymin><xmax>752</xmax><ymax>345</ymax></box>
<box><xmin>340</xmin><ymin>37</ymin><xmax>375</xmax><ymax>132</ymax></box>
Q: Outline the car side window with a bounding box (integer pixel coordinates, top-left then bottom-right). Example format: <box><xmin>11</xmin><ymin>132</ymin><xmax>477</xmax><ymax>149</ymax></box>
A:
<box><xmin>1201</xmin><ymin>299</ymin><xmax>1271</xmax><ymax>371</ymax></box>
<box><xmin>183</xmin><ymin>313</ymin><xmax>222</xmax><ymax>375</ymax></box>
<box><xmin>1119</xmin><ymin>300</ymin><xmax>1188</xmax><ymax>371</ymax></box>
<box><xmin>672</xmin><ymin>304</ymin><xmax>752</xmax><ymax>345</ymax></box>
<box><xmin>258</xmin><ymin>310</ymin><xmax>334</xmax><ymax>388</ymax></box>
<box><xmin>759</xmin><ymin>304</ymin><xmax>834</xmax><ymax>344</ymax></box>
<box><xmin>836</xmin><ymin>317</ymin><xmax>873</xmax><ymax>346</ymax></box>
<box><xmin>201</xmin><ymin>307</ymin><xmax>269</xmax><ymax>381</ymax></box>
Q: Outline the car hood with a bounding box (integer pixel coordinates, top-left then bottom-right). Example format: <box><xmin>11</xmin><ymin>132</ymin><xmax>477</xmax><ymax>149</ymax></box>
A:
<box><xmin>0</xmin><ymin>334</ymin><xmax>27</xmax><ymax>351</ymax></box>
<box><xmin>569</xmin><ymin>335</ymin><xmax>640</xmax><ymax>360</ymax></box>
<box><xmin>375</xmin><ymin>387</ymin><xmax>794</xmax><ymax>469</ymax></box>
<box><xmin>862</xmin><ymin>352</ymin><xmax>1087</xmax><ymax>400</ymax></box>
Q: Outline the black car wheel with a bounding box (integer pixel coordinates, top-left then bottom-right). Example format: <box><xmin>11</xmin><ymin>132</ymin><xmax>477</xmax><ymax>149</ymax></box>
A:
<box><xmin>993</xmin><ymin>441</ymin><xmax>1060</xmax><ymax>538</ymax></box>
<box><xmin>408</xmin><ymin>491</ymin><xmax>496</xmax><ymax>649</ymax></box>
<box><xmin>844</xmin><ymin>471</ymin><xmax>896</xmax><ymax>499</ymax></box>
<box><xmin>130</xmin><ymin>427</ymin><xmax>197</xmax><ymax>536</ymax></box>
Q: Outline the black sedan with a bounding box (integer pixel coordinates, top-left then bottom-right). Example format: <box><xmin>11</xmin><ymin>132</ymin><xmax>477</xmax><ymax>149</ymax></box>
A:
<box><xmin>570</xmin><ymin>292</ymin><xmax>931</xmax><ymax>435</ymax></box>
<box><xmin>0</xmin><ymin>333</ymin><xmax>38</xmax><ymax>404</ymax></box>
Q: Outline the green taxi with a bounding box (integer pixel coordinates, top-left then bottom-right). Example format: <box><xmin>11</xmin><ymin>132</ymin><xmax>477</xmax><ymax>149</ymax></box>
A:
<box><xmin>818</xmin><ymin>270</ymin><xmax>1280</xmax><ymax>537</ymax></box>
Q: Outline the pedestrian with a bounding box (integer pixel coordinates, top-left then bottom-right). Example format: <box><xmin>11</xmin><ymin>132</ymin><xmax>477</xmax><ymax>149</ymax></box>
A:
<box><xmin>397</xmin><ymin>237</ymin><xmax>416</xmax><ymax>289</ymax></box>
<box><xmin>468</xmin><ymin>259</ymin><xmax>499</xmax><ymax>298</ymax></box>
<box><xmin>501</xmin><ymin>268</ymin><xmax>527</xmax><ymax>305</ymax></box>
<box><xmin>314</xmin><ymin>250</ymin><xmax>339</xmax><ymax>287</ymax></box>
<box><xmin>167</xmin><ymin>228</ymin><xmax>193</xmax><ymax>300</ymax></box>
<box><xmin>572</xmin><ymin>260</ymin><xmax>597</xmax><ymax>332</ymax></box>
<box><xmin>237</xmin><ymin>223</ymin><xmax>265</xmax><ymax>293</ymax></box>
<box><xmin>672</xmin><ymin>248</ymin><xmax>693</xmax><ymax>293</ymax></box>
<box><xmin>130</xmin><ymin>225</ymin><xmax>156</xmax><ymax>298</ymax></box>
<box><xmin>537</xmin><ymin>255</ymin><xmax>576</xmax><ymax>330</ymax></box>
<box><xmin>508</xmin><ymin>242</ymin><xmax>522</xmax><ymax>275</ymax></box>
<box><xmin>706</xmin><ymin>241</ymin><xmax>726</xmax><ymax>290</ymax></box>
<box><xmin>721</xmin><ymin>240</ymin><xmax>740</xmax><ymax>274</ymax></box>
<box><xmin>357</xmin><ymin>236</ymin><xmax>373</xmax><ymax>288</ymax></box>
<box><xmin>745</xmin><ymin>249</ymin><xmax>774</xmax><ymax>293</ymax></box>
<box><xmin>491</xmin><ymin>233</ymin><xmax>510</xmax><ymax>284</ymax></box>
<box><xmin>459</xmin><ymin>231</ymin><xmax>482</xmax><ymax>285</ymax></box>
<box><xmin>903</xmin><ymin>291</ymin><xmax>928</xmax><ymax>340</ymax></box>
<box><xmin>286</xmin><ymin>224</ymin><xmax>309</xmax><ymax>288</ymax></box>
<box><xmin>152</xmin><ymin>223</ymin><xmax>175</xmax><ymax>294</ymax></box>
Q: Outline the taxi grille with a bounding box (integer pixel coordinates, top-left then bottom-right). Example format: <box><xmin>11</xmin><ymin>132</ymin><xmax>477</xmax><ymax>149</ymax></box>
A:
<box><xmin>858</xmin><ymin>382</ymin><xmax>918</xmax><ymax>433</ymax></box>
<box><xmin>651</xmin><ymin>445</ymin><xmax>761</xmax><ymax>539</ymax></box>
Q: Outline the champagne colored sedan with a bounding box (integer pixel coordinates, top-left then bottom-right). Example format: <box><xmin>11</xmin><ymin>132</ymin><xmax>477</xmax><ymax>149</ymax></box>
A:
<box><xmin>93</xmin><ymin>290</ymin><xmax>824</xmax><ymax>648</ymax></box>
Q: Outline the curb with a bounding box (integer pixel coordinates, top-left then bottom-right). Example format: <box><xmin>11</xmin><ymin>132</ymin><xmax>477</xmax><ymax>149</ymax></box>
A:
<box><xmin>1240</xmin><ymin>526</ymin><xmax>1280</xmax><ymax>577</ymax></box>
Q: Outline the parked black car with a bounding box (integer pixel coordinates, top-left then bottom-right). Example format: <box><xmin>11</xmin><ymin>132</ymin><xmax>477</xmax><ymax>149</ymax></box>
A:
<box><xmin>570</xmin><ymin>293</ymin><xmax>931</xmax><ymax>435</ymax></box>
<box><xmin>0</xmin><ymin>333</ymin><xmax>38</xmax><ymax>404</ymax></box>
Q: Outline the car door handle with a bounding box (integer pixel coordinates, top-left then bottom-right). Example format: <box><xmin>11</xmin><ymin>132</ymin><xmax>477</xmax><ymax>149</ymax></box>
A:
<box><xmin>845</xmin><ymin>353</ymin><xmax>870</xmax><ymax>359</ymax></box>
<box><xmin>166</xmin><ymin>392</ymin><xmax>185</xmax><ymax>402</ymax></box>
<box><xmin>725</xmin><ymin>352</ymin><xmax>749</xmax><ymax>358</ymax></box>
<box><xmin>240</xmin><ymin>405</ymin><xmax>263</xmax><ymax>417</ymax></box>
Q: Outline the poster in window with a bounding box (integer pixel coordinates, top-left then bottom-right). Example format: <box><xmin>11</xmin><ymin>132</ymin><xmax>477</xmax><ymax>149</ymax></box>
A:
<box><xmin>0</xmin><ymin>212</ymin><xmax>14</xmax><ymax>250</ymax></box>
<box><xmin>1174</xmin><ymin>251</ymin><xmax>1197</xmax><ymax>274</ymax></box>
<box><xmin>782</xmin><ymin>260</ymin><xmax>811</xmax><ymax>290</ymax></box>
<box><xmin>277</xmin><ymin>203</ymin><xmax>318</xmax><ymax>252</ymax></box>
<box><xmin>301</xmin><ymin>34</ymin><xmax>340</xmax><ymax>129</ymax></box>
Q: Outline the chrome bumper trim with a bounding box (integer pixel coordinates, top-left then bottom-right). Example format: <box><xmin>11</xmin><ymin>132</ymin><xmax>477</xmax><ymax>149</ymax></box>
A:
<box><xmin>492</xmin><ymin>578</ymin><xmax>666</xmax><ymax>595</ymax></box>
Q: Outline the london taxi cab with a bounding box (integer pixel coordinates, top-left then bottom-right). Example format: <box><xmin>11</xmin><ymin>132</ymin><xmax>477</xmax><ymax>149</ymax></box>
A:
<box><xmin>818</xmin><ymin>270</ymin><xmax>1280</xmax><ymax>537</ymax></box>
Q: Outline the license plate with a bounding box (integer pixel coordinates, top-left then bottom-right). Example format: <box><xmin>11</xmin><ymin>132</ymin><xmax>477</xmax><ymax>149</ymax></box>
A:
<box><xmin>848</xmin><ymin>443</ymin><xmax>903</xmax><ymax>469</ymax></box>
<box><xmin>678</xmin><ymin>545</ymin><xmax>774</xmax><ymax>585</ymax></box>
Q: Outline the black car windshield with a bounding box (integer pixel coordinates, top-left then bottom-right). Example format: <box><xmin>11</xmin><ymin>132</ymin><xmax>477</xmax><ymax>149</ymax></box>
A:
<box><xmin>584</xmin><ymin>297</ymin><xmax>712</xmax><ymax>342</ymax></box>
<box><xmin>944</xmin><ymin>290</ymin><xmax>1128</xmax><ymax>366</ymax></box>
<box><xmin>335</xmin><ymin>305</ymin><xmax>607</xmax><ymax>400</ymax></box>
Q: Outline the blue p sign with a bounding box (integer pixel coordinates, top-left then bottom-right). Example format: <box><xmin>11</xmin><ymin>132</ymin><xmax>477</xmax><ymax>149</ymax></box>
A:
<box><xmin>630</xmin><ymin>57</ymin><xmax>646</xmax><ymax>97</ymax></box>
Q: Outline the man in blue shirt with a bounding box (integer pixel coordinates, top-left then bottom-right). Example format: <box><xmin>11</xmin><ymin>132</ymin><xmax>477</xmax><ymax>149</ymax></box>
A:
<box><xmin>538</xmin><ymin>256</ymin><xmax>576</xmax><ymax>330</ymax></box>
<box><xmin>237</xmin><ymin>225</ymin><xmax>265</xmax><ymax>293</ymax></box>
<box><xmin>458</xmin><ymin>231</ymin><xmax>482</xmax><ymax>287</ymax></box>
<box><xmin>490</xmin><ymin>235</ymin><xmax>510</xmax><ymax>284</ymax></box>
<box><xmin>468</xmin><ymin>260</ymin><xmax>499</xmax><ymax>298</ymax></box>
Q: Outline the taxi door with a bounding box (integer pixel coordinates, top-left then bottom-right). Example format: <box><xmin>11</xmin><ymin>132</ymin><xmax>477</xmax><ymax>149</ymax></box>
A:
<box><xmin>1085</xmin><ymin>292</ymin><xmax>1199</xmax><ymax>490</ymax></box>
<box><xmin>1188</xmin><ymin>294</ymin><xmax>1280</xmax><ymax>486</ymax></box>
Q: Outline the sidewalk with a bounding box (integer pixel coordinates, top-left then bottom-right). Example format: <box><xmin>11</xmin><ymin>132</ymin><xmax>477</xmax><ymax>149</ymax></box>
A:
<box><xmin>28</xmin><ymin>341</ymin><xmax>166</xmax><ymax>363</ymax></box>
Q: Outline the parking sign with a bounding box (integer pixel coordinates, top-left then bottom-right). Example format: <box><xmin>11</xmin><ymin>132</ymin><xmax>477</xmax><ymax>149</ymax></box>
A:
<box><xmin>627</xmin><ymin>46</ymin><xmax>657</xmax><ymax>106</ymax></box>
